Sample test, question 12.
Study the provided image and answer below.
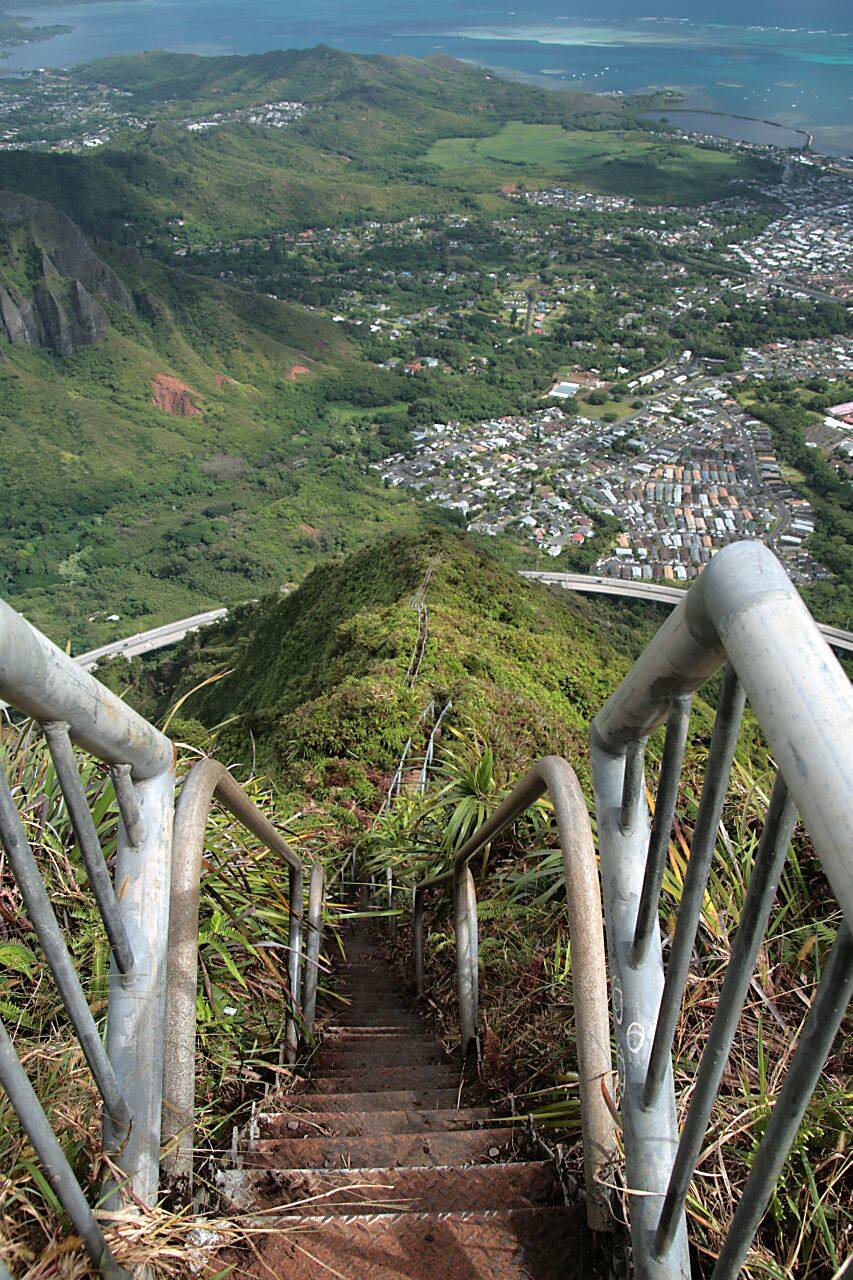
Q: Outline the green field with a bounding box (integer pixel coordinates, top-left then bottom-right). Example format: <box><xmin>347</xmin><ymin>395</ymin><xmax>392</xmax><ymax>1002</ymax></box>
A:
<box><xmin>425</xmin><ymin>122</ymin><xmax>774</xmax><ymax>205</ymax></box>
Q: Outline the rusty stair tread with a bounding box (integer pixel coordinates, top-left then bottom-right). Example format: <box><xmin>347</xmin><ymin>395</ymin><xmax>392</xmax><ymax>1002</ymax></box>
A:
<box><xmin>221</xmin><ymin>921</ymin><xmax>595</xmax><ymax>1280</ymax></box>
<box><xmin>224</xmin><ymin>1207</ymin><xmax>594</xmax><ymax>1279</ymax></box>
<box><xmin>319</xmin><ymin>1045</ymin><xmax>450</xmax><ymax>1069</ymax></box>
<box><xmin>324</xmin><ymin>1025</ymin><xmax>424</xmax><ymax>1035</ymax></box>
<box><xmin>222</xmin><ymin>1160</ymin><xmax>559</xmax><ymax>1214</ymax></box>
<box><xmin>308</xmin><ymin>1065</ymin><xmax>462</xmax><ymax>1090</ymax></box>
<box><xmin>259</xmin><ymin>1107</ymin><xmax>494</xmax><ymax>1137</ymax></box>
<box><xmin>246</xmin><ymin>1127</ymin><xmax>518</xmax><ymax>1169</ymax></box>
<box><xmin>289</xmin><ymin>1089</ymin><xmax>463</xmax><ymax>1112</ymax></box>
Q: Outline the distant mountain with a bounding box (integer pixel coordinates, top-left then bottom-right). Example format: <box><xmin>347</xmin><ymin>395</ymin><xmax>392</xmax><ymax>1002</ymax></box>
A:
<box><xmin>0</xmin><ymin>47</ymin><xmax>631</xmax><ymax>245</ymax></box>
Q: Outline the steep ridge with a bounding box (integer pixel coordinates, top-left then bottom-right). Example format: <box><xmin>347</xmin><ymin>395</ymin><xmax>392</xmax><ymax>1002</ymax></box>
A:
<box><xmin>120</xmin><ymin>530</ymin><xmax>650</xmax><ymax>808</ymax></box>
<box><xmin>217</xmin><ymin>917</ymin><xmax>601</xmax><ymax>1279</ymax></box>
<box><xmin>0</xmin><ymin>189</ymin><xmax>132</xmax><ymax>354</ymax></box>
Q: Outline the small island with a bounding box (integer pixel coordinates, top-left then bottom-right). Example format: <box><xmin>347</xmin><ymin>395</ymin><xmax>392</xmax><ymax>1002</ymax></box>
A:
<box><xmin>0</xmin><ymin>10</ymin><xmax>71</xmax><ymax>58</ymax></box>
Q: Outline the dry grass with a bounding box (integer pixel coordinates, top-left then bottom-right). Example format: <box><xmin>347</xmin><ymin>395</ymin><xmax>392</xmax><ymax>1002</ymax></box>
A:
<box><xmin>0</xmin><ymin>717</ymin><xmax>334</xmax><ymax>1279</ymax></box>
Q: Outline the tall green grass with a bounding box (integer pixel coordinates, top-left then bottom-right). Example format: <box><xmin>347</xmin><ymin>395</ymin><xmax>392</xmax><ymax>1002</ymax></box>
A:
<box><xmin>360</xmin><ymin>727</ymin><xmax>851</xmax><ymax>1278</ymax></box>
<box><xmin>0</xmin><ymin>715</ymin><xmax>332</xmax><ymax>1277</ymax></box>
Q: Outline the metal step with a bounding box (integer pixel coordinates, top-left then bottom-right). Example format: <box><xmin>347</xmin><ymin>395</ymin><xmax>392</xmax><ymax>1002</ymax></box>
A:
<box><xmin>286</xmin><ymin>1089</ymin><xmax>463</xmax><ymax>1112</ymax></box>
<box><xmin>222</xmin><ymin>1161</ymin><xmax>559</xmax><ymax>1214</ymax></box>
<box><xmin>319</xmin><ymin>1043</ymin><xmax>450</xmax><ymax>1069</ymax></box>
<box><xmin>308</xmin><ymin>1065</ymin><xmax>462</xmax><ymax>1092</ymax></box>
<box><xmin>221</xmin><ymin>1207</ymin><xmax>593</xmax><ymax>1278</ymax></box>
<box><xmin>323</xmin><ymin>1024</ymin><xmax>423</xmax><ymax>1036</ymax></box>
<box><xmin>259</xmin><ymin>1107</ymin><xmax>494</xmax><ymax>1138</ymax></box>
<box><xmin>246</xmin><ymin>1127</ymin><xmax>518</xmax><ymax>1170</ymax></box>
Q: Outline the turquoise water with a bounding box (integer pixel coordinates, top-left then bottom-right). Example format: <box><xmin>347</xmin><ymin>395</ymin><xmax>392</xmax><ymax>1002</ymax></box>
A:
<box><xmin>3</xmin><ymin>1</ymin><xmax>852</xmax><ymax>153</ymax></box>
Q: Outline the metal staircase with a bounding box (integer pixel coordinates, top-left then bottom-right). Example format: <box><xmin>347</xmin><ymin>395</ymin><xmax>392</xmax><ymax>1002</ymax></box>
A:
<box><xmin>0</xmin><ymin>539</ymin><xmax>851</xmax><ymax>1279</ymax></box>
<box><xmin>216</xmin><ymin>917</ymin><xmax>599</xmax><ymax>1279</ymax></box>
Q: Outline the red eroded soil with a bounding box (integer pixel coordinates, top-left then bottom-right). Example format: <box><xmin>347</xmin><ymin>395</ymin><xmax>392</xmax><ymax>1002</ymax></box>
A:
<box><xmin>288</xmin><ymin>363</ymin><xmax>311</xmax><ymax>380</ymax></box>
<box><xmin>151</xmin><ymin>373</ymin><xmax>203</xmax><ymax>416</ymax></box>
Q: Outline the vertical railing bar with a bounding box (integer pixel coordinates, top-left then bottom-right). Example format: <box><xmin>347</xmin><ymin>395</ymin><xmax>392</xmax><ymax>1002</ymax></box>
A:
<box><xmin>0</xmin><ymin>770</ymin><xmax>131</xmax><ymax>1133</ymax></box>
<box><xmin>284</xmin><ymin>863</ymin><xmax>303</xmax><ymax>1064</ymax></box>
<box><xmin>454</xmin><ymin>865</ymin><xmax>478</xmax><ymax>1055</ymax></box>
<box><xmin>0</xmin><ymin>1020</ymin><xmax>128</xmax><ymax>1280</ymax></box>
<box><xmin>711</xmin><ymin>921</ymin><xmax>853</xmax><ymax>1280</ymax></box>
<box><xmin>620</xmin><ymin>736</ymin><xmax>649</xmax><ymax>832</ymax></box>
<box><xmin>468</xmin><ymin>874</ymin><xmax>479</xmax><ymax>1051</ymax></box>
<box><xmin>109</xmin><ymin>764</ymin><xmax>145</xmax><ymax>848</ymax></box>
<box><xmin>413</xmin><ymin>885</ymin><xmax>427</xmax><ymax>996</ymax></box>
<box><xmin>387</xmin><ymin>865</ymin><xmax>396</xmax><ymax>938</ymax></box>
<box><xmin>42</xmin><ymin>723</ymin><xmax>135</xmax><ymax>975</ymax></box>
<box><xmin>654</xmin><ymin>773</ymin><xmax>798</xmax><ymax>1256</ymax></box>
<box><xmin>302</xmin><ymin>861</ymin><xmax>324</xmax><ymax>1040</ymax></box>
<box><xmin>644</xmin><ymin>663</ymin><xmax>746</xmax><ymax>1108</ymax></box>
<box><xmin>632</xmin><ymin>695</ymin><xmax>692</xmax><ymax>967</ymax></box>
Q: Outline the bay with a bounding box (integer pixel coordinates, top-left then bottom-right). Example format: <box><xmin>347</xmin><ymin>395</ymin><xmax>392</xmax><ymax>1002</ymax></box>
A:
<box><xmin>2</xmin><ymin>0</ymin><xmax>851</xmax><ymax>154</ymax></box>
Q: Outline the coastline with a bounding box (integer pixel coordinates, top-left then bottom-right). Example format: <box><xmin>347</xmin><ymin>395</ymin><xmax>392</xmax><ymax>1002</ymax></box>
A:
<box><xmin>482</xmin><ymin>61</ymin><xmax>819</xmax><ymax>155</ymax></box>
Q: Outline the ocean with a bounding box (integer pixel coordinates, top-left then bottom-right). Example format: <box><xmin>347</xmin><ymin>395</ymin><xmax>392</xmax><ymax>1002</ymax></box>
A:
<box><xmin>3</xmin><ymin>0</ymin><xmax>852</xmax><ymax>154</ymax></box>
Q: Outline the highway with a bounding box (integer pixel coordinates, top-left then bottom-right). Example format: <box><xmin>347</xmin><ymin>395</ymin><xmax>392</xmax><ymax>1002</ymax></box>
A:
<box><xmin>74</xmin><ymin>608</ymin><xmax>228</xmax><ymax>671</ymax></box>
<box><xmin>69</xmin><ymin>569</ymin><xmax>853</xmax><ymax>675</ymax></box>
<box><xmin>519</xmin><ymin>570</ymin><xmax>853</xmax><ymax>655</ymax></box>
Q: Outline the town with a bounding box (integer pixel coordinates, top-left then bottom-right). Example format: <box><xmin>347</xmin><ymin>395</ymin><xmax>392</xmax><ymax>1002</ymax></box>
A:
<box><xmin>0</xmin><ymin>69</ymin><xmax>309</xmax><ymax>150</ymax></box>
<box><xmin>375</xmin><ymin>347</ymin><xmax>849</xmax><ymax>585</ymax></box>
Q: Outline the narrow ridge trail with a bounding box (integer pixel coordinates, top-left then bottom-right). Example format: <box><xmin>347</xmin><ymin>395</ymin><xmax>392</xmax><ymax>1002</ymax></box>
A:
<box><xmin>218</xmin><ymin>916</ymin><xmax>601</xmax><ymax>1278</ymax></box>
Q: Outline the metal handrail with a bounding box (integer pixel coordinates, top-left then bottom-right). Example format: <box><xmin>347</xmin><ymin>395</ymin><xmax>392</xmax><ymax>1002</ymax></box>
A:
<box><xmin>590</xmin><ymin>540</ymin><xmax>853</xmax><ymax>1280</ymax></box>
<box><xmin>0</xmin><ymin>601</ymin><xmax>325</xmax><ymax>1271</ymax></box>
<box><xmin>161</xmin><ymin>758</ymin><xmax>324</xmax><ymax>1187</ymax></box>
<box><xmin>412</xmin><ymin>754</ymin><xmax>615</xmax><ymax>1232</ymax></box>
<box><xmin>0</xmin><ymin>594</ymin><xmax>176</xmax><ymax>1274</ymax></box>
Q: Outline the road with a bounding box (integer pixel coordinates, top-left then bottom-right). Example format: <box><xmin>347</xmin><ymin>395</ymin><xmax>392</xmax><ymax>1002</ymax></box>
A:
<box><xmin>74</xmin><ymin>608</ymin><xmax>228</xmax><ymax>671</ymax></box>
<box><xmin>519</xmin><ymin>570</ymin><xmax>853</xmax><ymax>654</ymax></box>
<box><xmin>70</xmin><ymin>567</ymin><xmax>853</xmax><ymax>674</ymax></box>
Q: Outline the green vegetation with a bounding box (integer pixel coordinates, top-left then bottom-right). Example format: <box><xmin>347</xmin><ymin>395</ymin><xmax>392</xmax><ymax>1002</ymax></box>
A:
<box><xmin>114</xmin><ymin>529</ymin><xmax>650</xmax><ymax>805</ymax></box>
<box><xmin>424</xmin><ymin>122</ymin><xmax>774</xmax><ymax>205</ymax></box>
<box><xmin>0</xmin><ymin>719</ymin><xmax>334</xmax><ymax>1275</ymax></box>
<box><xmin>0</xmin><ymin>48</ymin><xmax>639</xmax><ymax>247</ymax></box>
<box><xmin>92</xmin><ymin>531</ymin><xmax>853</xmax><ymax>1276</ymax></box>
<box><xmin>0</xmin><ymin>47</ymin><xmax>778</xmax><ymax>252</ymax></box>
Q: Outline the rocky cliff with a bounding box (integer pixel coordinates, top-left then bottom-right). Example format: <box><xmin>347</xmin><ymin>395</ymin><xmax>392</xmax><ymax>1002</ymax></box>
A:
<box><xmin>0</xmin><ymin>190</ymin><xmax>133</xmax><ymax>356</ymax></box>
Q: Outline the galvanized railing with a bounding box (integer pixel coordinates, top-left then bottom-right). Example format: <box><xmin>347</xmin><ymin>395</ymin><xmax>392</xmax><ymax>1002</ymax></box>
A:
<box><xmin>590</xmin><ymin>540</ymin><xmax>853</xmax><ymax>1279</ymax></box>
<box><xmin>161</xmin><ymin>758</ymin><xmax>324</xmax><ymax>1187</ymax></box>
<box><xmin>0</xmin><ymin>597</ymin><xmax>175</xmax><ymax>1277</ymax></box>
<box><xmin>412</xmin><ymin>755</ymin><xmax>616</xmax><ymax>1231</ymax></box>
<box><xmin>0</xmin><ymin>599</ymin><xmax>323</xmax><ymax>1269</ymax></box>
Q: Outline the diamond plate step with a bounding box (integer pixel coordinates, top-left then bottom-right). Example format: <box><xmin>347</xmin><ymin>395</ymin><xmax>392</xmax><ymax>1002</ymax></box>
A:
<box><xmin>330</xmin><ymin>997</ymin><xmax>414</xmax><ymax>1010</ymax></box>
<box><xmin>220</xmin><ymin>1207</ymin><xmax>593</xmax><ymax>1278</ymax></box>
<box><xmin>323</xmin><ymin>1023</ymin><xmax>424</xmax><ymax>1036</ymax></box>
<box><xmin>260</xmin><ymin>1108</ymin><xmax>493</xmax><ymax>1138</ymax></box>
<box><xmin>308</xmin><ymin>1065</ymin><xmax>461</xmax><ymax>1091</ymax></box>
<box><xmin>222</xmin><ymin>1161</ymin><xmax>559</xmax><ymax>1213</ymax></box>
<box><xmin>288</xmin><ymin>1089</ymin><xmax>462</xmax><ymax>1112</ymax></box>
<box><xmin>319</xmin><ymin>1043</ymin><xmax>449</xmax><ymax>1069</ymax></box>
<box><xmin>246</xmin><ymin>1127</ymin><xmax>518</xmax><ymax>1169</ymax></box>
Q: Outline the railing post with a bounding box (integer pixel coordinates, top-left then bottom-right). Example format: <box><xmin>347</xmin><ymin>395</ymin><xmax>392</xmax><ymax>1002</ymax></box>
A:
<box><xmin>285</xmin><ymin>864</ymin><xmax>303</xmax><ymax>1064</ymax></box>
<box><xmin>591</xmin><ymin>739</ymin><xmax>690</xmax><ymax>1280</ymax></box>
<box><xmin>413</xmin><ymin>887</ymin><xmax>426</xmax><ymax>997</ymax></box>
<box><xmin>104</xmin><ymin>764</ymin><xmax>175</xmax><ymax>1206</ymax></box>
<box><xmin>302</xmin><ymin>861</ymin><xmax>324</xmax><ymax>1041</ymax></box>
<box><xmin>454</xmin><ymin>864</ymin><xmax>479</xmax><ymax>1056</ymax></box>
